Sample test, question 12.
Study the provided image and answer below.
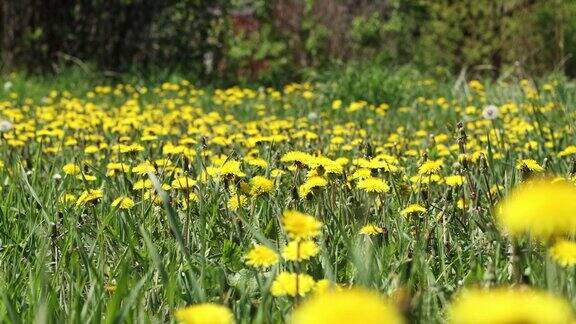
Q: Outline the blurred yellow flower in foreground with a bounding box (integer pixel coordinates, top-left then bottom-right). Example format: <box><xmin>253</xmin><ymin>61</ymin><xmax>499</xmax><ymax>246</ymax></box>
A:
<box><xmin>447</xmin><ymin>287</ymin><xmax>573</xmax><ymax>324</ymax></box>
<box><xmin>175</xmin><ymin>303</ymin><xmax>234</xmax><ymax>324</ymax></box>
<box><xmin>497</xmin><ymin>179</ymin><xmax>576</xmax><ymax>240</ymax></box>
<box><xmin>290</xmin><ymin>288</ymin><xmax>403</xmax><ymax>324</ymax></box>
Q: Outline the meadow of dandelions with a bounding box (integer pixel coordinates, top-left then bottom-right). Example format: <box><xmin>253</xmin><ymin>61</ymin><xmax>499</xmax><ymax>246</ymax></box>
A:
<box><xmin>1</xmin><ymin>76</ymin><xmax>576</xmax><ymax>323</ymax></box>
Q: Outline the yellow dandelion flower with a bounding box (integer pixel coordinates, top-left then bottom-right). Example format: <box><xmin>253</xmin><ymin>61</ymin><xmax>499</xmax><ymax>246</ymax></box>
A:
<box><xmin>309</xmin><ymin>156</ymin><xmax>343</xmax><ymax>175</ymax></box>
<box><xmin>298</xmin><ymin>176</ymin><xmax>328</xmax><ymax>198</ymax></box>
<box><xmin>335</xmin><ymin>157</ymin><xmax>349</xmax><ymax>166</ymax></box>
<box><xmin>245</xmin><ymin>244</ymin><xmax>279</xmax><ymax>268</ymax></box>
<box><xmin>410</xmin><ymin>174</ymin><xmax>443</xmax><ymax>185</ymax></box>
<box><xmin>175</xmin><ymin>303</ymin><xmax>234</xmax><ymax>324</ymax></box>
<box><xmin>359</xmin><ymin>224</ymin><xmax>384</xmax><ymax>235</ymax></box>
<box><xmin>106</xmin><ymin>162</ymin><xmax>131</xmax><ymax>176</ymax></box>
<box><xmin>350</xmin><ymin>168</ymin><xmax>372</xmax><ymax>181</ymax></box>
<box><xmin>271</xmin><ymin>169</ymin><xmax>285</xmax><ymax>178</ymax></box>
<box><xmin>281</xmin><ymin>151</ymin><xmax>315</xmax><ymax>166</ymax></box>
<box><xmin>400</xmin><ymin>204</ymin><xmax>427</xmax><ymax>216</ymax></box>
<box><xmin>516</xmin><ymin>159</ymin><xmax>544</xmax><ymax>172</ymax></box>
<box><xmin>228</xmin><ymin>193</ymin><xmax>247</xmax><ymax>211</ymax></box>
<box><xmin>282</xmin><ymin>210</ymin><xmax>322</xmax><ymax>241</ymax></box>
<box><xmin>119</xmin><ymin>143</ymin><xmax>144</xmax><ymax>153</ymax></box>
<box><xmin>469</xmin><ymin>80</ymin><xmax>484</xmax><ymax>92</ymax></box>
<box><xmin>332</xmin><ymin>99</ymin><xmax>342</xmax><ymax>110</ymax></box>
<box><xmin>132</xmin><ymin>162</ymin><xmax>156</xmax><ymax>175</ymax></box>
<box><xmin>171</xmin><ymin>176</ymin><xmax>197</xmax><ymax>189</ymax></box>
<box><xmin>59</xmin><ymin>193</ymin><xmax>76</xmax><ymax>204</ymax></box>
<box><xmin>76</xmin><ymin>174</ymin><xmax>97</xmax><ymax>181</ymax></box>
<box><xmin>76</xmin><ymin>189</ymin><xmax>103</xmax><ymax>206</ymax></box>
<box><xmin>357</xmin><ymin>158</ymin><xmax>399</xmax><ymax>172</ymax></box>
<box><xmin>457</xmin><ymin>198</ymin><xmax>467</xmax><ymax>210</ymax></box>
<box><xmin>497</xmin><ymin>179</ymin><xmax>576</xmax><ymax>240</ymax></box>
<box><xmin>246</xmin><ymin>157</ymin><xmax>268</xmax><ymax>169</ymax></box>
<box><xmin>143</xmin><ymin>191</ymin><xmax>163</xmax><ymax>206</ymax></box>
<box><xmin>418</xmin><ymin>159</ymin><xmax>443</xmax><ymax>175</ymax></box>
<box><xmin>62</xmin><ymin>163</ymin><xmax>81</xmax><ymax>175</ymax></box>
<box><xmin>357</xmin><ymin>177</ymin><xmax>390</xmax><ymax>193</ymax></box>
<box><xmin>445</xmin><ymin>175</ymin><xmax>465</xmax><ymax>187</ymax></box>
<box><xmin>447</xmin><ymin>287</ymin><xmax>574</xmax><ymax>324</ymax></box>
<box><xmin>550</xmin><ymin>239</ymin><xmax>576</xmax><ymax>267</ymax></box>
<box><xmin>282</xmin><ymin>240</ymin><xmax>320</xmax><ymax>261</ymax></box>
<box><xmin>270</xmin><ymin>272</ymin><xmax>315</xmax><ymax>297</ymax></box>
<box><xmin>558</xmin><ymin>145</ymin><xmax>576</xmax><ymax>158</ymax></box>
<box><xmin>154</xmin><ymin>159</ymin><xmax>174</xmax><ymax>168</ymax></box>
<box><xmin>180</xmin><ymin>193</ymin><xmax>198</xmax><ymax>210</ymax></box>
<box><xmin>133</xmin><ymin>179</ymin><xmax>153</xmax><ymax>190</ymax></box>
<box><xmin>111</xmin><ymin>196</ymin><xmax>135</xmax><ymax>209</ymax></box>
<box><xmin>219</xmin><ymin>160</ymin><xmax>245</xmax><ymax>178</ymax></box>
<box><xmin>291</xmin><ymin>288</ymin><xmax>404</xmax><ymax>324</ymax></box>
<box><xmin>84</xmin><ymin>145</ymin><xmax>99</xmax><ymax>154</ymax></box>
<box><xmin>249</xmin><ymin>176</ymin><xmax>274</xmax><ymax>196</ymax></box>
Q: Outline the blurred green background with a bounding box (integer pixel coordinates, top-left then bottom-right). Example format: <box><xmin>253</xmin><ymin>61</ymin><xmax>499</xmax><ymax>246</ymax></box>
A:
<box><xmin>1</xmin><ymin>0</ymin><xmax>575</xmax><ymax>83</ymax></box>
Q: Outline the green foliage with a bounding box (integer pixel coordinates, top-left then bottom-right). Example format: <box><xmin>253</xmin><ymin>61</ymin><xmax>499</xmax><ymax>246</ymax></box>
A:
<box><xmin>226</xmin><ymin>24</ymin><xmax>288</xmax><ymax>82</ymax></box>
<box><xmin>377</xmin><ymin>0</ymin><xmax>576</xmax><ymax>77</ymax></box>
<box><xmin>351</xmin><ymin>13</ymin><xmax>385</xmax><ymax>49</ymax></box>
<box><xmin>3</xmin><ymin>0</ymin><xmax>576</xmax><ymax>81</ymax></box>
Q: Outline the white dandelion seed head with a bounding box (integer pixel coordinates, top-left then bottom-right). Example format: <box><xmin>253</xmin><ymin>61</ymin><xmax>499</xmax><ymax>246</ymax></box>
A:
<box><xmin>3</xmin><ymin>81</ymin><xmax>13</xmax><ymax>91</ymax></box>
<box><xmin>482</xmin><ymin>105</ymin><xmax>499</xmax><ymax>120</ymax></box>
<box><xmin>307</xmin><ymin>111</ymin><xmax>318</xmax><ymax>121</ymax></box>
<box><xmin>0</xmin><ymin>120</ymin><xmax>13</xmax><ymax>132</ymax></box>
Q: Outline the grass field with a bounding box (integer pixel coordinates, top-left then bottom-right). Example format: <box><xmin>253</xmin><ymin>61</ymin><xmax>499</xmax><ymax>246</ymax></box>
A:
<box><xmin>1</xmin><ymin>69</ymin><xmax>576</xmax><ymax>323</ymax></box>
